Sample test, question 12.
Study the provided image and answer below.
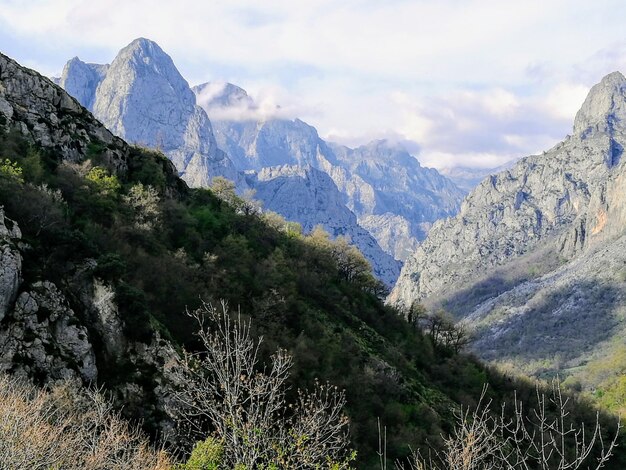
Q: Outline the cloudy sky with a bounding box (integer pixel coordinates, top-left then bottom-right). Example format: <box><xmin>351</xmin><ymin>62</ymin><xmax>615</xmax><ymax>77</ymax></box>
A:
<box><xmin>2</xmin><ymin>0</ymin><xmax>626</xmax><ymax>169</ymax></box>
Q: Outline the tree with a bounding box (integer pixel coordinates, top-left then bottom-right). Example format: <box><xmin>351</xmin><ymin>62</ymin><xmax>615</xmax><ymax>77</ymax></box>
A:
<box><xmin>424</xmin><ymin>310</ymin><xmax>470</xmax><ymax>354</ymax></box>
<box><xmin>169</xmin><ymin>301</ymin><xmax>355</xmax><ymax>469</ymax></box>
<box><xmin>398</xmin><ymin>384</ymin><xmax>620</xmax><ymax>470</ymax></box>
<box><xmin>86</xmin><ymin>166</ymin><xmax>121</xmax><ymax>195</ymax></box>
<box><xmin>210</xmin><ymin>177</ymin><xmax>261</xmax><ymax>216</ymax></box>
<box><xmin>123</xmin><ymin>183</ymin><xmax>161</xmax><ymax>230</ymax></box>
<box><xmin>407</xmin><ymin>302</ymin><xmax>427</xmax><ymax>327</ymax></box>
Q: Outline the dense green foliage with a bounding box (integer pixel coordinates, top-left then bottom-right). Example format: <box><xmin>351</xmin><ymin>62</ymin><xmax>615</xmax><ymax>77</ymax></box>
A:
<box><xmin>0</xmin><ymin>127</ymin><xmax>621</xmax><ymax>468</ymax></box>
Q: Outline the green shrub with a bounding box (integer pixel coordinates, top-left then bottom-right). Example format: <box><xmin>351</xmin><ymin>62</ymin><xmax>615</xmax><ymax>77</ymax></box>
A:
<box><xmin>86</xmin><ymin>166</ymin><xmax>121</xmax><ymax>194</ymax></box>
<box><xmin>179</xmin><ymin>437</ymin><xmax>224</xmax><ymax>470</ymax></box>
<box><xmin>0</xmin><ymin>158</ymin><xmax>23</xmax><ymax>182</ymax></box>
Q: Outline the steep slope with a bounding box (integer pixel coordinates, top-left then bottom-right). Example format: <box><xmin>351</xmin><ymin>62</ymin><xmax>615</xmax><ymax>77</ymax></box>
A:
<box><xmin>0</xmin><ymin>50</ymin><xmax>554</xmax><ymax>468</ymax></box>
<box><xmin>196</xmin><ymin>81</ymin><xmax>464</xmax><ymax>260</ymax></box>
<box><xmin>390</xmin><ymin>71</ymin><xmax>626</xmax><ymax>387</ymax></box>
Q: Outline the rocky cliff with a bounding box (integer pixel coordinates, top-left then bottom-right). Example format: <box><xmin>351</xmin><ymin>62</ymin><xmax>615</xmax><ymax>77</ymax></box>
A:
<box><xmin>0</xmin><ymin>51</ymin><xmax>181</xmax><ymax>434</ymax></box>
<box><xmin>390</xmin><ymin>71</ymin><xmax>626</xmax><ymax>382</ymax></box>
<box><xmin>0</xmin><ymin>52</ymin><xmax>128</xmax><ymax>170</ymax></box>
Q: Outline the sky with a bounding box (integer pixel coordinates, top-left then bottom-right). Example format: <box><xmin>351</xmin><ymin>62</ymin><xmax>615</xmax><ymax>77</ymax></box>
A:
<box><xmin>2</xmin><ymin>0</ymin><xmax>626</xmax><ymax>169</ymax></box>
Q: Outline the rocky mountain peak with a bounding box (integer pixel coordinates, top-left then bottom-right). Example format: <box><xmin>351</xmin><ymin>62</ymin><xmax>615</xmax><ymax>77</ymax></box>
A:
<box><xmin>119</xmin><ymin>37</ymin><xmax>169</xmax><ymax>62</ymax></box>
<box><xmin>58</xmin><ymin>56</ymin><xmax>108</xmax><ymax>110</ymax></box>
<box><xmin>104</xmin><ymin>37</ymin><xmax>195</xmax><ymax>111</ymax></box>
<box><xmin>573</xmin><ymin>70</ymin><xmax>626</xmax><ymax>136</ymax></box>
<box><xmin>77</xmin><ymin>38</ymin><xmax>243</xmax><ymax>188</ymax></box>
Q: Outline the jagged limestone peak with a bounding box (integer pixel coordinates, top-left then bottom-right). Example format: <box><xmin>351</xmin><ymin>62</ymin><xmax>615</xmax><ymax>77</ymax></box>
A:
<box><xmin>573</xmin><ymin>71</ymin><xmax>626</xmax><ymax>135</ymax></box>
<box><xmin>58</xmin><ymin>57</ymin><xmax>108</xmax><ymax>110</ymax></box>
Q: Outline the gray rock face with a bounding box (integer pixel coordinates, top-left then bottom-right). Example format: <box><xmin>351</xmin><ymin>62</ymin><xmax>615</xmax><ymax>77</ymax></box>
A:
<box><xmin>58</xmin><ymin>38</ymin><xmax>240</xmax><ymax>188</ymax></box>
<box><xmin>390</xmin><ymin>116</ymin><xmax>621</xmax><ymax>309</ymax></box>
<box><xmin>573</xmin><ymin>71</ymin><xmax>626</xmax><ymax>136</ymax></box>
<box><xmin>0</xmin><ymin>208</ymin><xmax>21</xmax><ymax>322</ymax></box>
<box><xmin>359</xmin><ymin>213</ymin><xmax>419</xmax><ymax>262</ymax></box>
<box><xmin>389</xmin><ymin>70</ymin><xmax>626</xmax><ymax>378</ymax></box>
<box><xmin>0</xmin><ymin>281</ymin><xmax>97</xmax><ymax>382</ymax></box>
<box><xmin>330</xmin><ymin>141</ymin><xmax>464</xmax><ymax>252</ymax></box>
<box><xmin>85</xmin><ymin>276</ymin><xmax>126</xmax><ymax>359</ymax></box>
<box><xmin>58</xmin><ymin>57</ymin><xmax>108</xmax><ymax>110</ymax></box>
<box><xmin>251</xmin><ymin>165</ymin><xmax>401</xmax><ymax>285</ymax></box>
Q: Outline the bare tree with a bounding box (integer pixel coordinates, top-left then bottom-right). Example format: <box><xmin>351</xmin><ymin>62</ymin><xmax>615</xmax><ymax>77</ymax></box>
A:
<box><xmin>0</xmin><ymin>374</ymin><xmax>171</xmax><ymax>470</ymax></box>
<box><xmin>397</xmin><ymin>384</ymin><xmax>620</xmax><ymax>470</ymax></box>
<box><xmin>169</xmin><ymin>300</ymin><xmax>354</xmax><ymax>469</ymax></box>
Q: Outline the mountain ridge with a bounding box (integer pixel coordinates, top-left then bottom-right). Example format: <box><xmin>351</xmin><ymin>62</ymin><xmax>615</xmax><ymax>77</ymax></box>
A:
<box><xmin>56</xmin><ymin>39</ymin><xmax>407</xmax><ymax>285</ymax></box>
<box><xmin>197</xmin><ymin>79</ymin><xmax>465</xmax><ymax>260</ymax></box>
<box><xmin>389</xmin><ymin>69</ymin><xmax>626</xmax><ymax>396</ymax></box>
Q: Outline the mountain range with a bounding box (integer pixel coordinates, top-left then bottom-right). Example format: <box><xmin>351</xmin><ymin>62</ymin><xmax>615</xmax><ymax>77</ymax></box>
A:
<box><xmin>50</xmin><ymin>35</ymin><xmax>626</xmax><ymax>407</ymax></box>
<box><xmin>390</xmin><ymin>71</ymin><xmax>626</xmax><ymax>398</ymax></box>
<box><xmin>55</xmin><ymin>38</ymin><xmax>466</xmax><ymax>285</ymax></box>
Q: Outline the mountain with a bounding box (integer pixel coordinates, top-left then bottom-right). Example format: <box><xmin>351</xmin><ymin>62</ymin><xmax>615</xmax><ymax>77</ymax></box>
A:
<box><xmin>250</xmin><ymin>164</ymin><xmax>402</xmax><ymax>284</ymax></box>
<box><xmin>57</xmin><ymin>57</ymin><xmax>108</xmax><ymax>110</ymax></box>
<box><xmin>390</xmin><ymin>71</ymin><xmax>626</xmax><ymax>394</ymax></box>
<box><xmin>330</xmin><ymin>140</ymin><xmax>464</xmax><ymax>257</ymax></box>
<box><xmin>57</xmin><ymin>38</ymin><xmax>240</xmax><ymax>188</ymax></box>
<box><xmin>195</xmin><ymin>81</ymin><xmax>464</xmax><ymax>261</ymax></box>
<box><xmin>1</xmin><ymin>50</ymin><xmax>595</xmax><ymax>468</ymax></box>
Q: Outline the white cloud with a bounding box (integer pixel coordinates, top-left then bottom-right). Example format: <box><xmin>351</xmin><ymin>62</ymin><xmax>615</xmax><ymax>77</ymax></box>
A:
<box><xmin>542</xmin><ymin>83</ymin><xmax>590</xmax><ymax>120</ymax></box>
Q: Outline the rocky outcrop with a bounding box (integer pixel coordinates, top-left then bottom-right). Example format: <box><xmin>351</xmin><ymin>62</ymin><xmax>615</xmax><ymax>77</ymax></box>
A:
<box><xmin>0</xmin><ymin>52</ymin><xmax>129</xmax><ymax>171</ymax></box>
<box><xmin>573</xmin><ymin>71</ymin><xmax>626</xmax><ymax>136</ymax></box>
<box><xmin>0</xmin><ymin>208</ymin><xmax>21</xmax><ymax>322</ymax></box>
<box><xmin>0</xmin><ymin>281</ymin><xmax>97</xmax><ymax>382</ymax></box>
